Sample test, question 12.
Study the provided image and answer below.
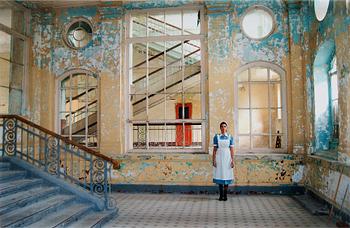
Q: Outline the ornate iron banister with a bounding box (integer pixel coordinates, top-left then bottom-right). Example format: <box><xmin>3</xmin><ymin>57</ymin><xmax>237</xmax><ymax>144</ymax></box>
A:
<box><xmin>0</xmin><ymin>114</ymin><xmax>119</xmax><ymax>210</ymax></box>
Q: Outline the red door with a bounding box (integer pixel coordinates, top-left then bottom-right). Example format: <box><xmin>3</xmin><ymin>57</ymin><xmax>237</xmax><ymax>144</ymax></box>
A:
<box><xmin>175</xmin><ymin>103</ymin><xmax>192</xmax><ymax>146</ymax></box>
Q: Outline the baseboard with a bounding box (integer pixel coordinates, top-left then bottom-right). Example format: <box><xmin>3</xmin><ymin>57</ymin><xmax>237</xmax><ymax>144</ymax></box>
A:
<box><xmin>112</xmin><ymin>184</ymin><xmax>305</xmax><ymax>195</ymax></box>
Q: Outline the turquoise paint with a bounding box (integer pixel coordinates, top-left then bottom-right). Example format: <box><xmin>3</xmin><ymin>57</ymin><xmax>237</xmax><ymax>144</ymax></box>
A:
<box><xmin>67</xmin><ymin>7</ymin><xmax>97</xmax><ymax>18</ymax></box>
<box><xmin>140</xmin><ymin>162</ymin><xmax>156</xmax><ymax>170</ymax></box>
<box><xmin>58</xmin><ymin>7</ymin><xmax>97</xmax><ymax>24</ymax></box>
<box><xmin>100</xmin><ymin>7</ymin><xmax>124</xmax><ymax>19</ymax></box>
<box><xmin>119</xmin><ymin>163</ymin><xmax>126</xmax><ymax>170</ymax></box>
<box><xmin>186</xmin><ymin>162</ymin><xmax>193</xmax><ymax>166</ymax></box>
<box><xmin>288</xmin><ymin>7</ymin><xmax>301</xmax><ymax>45</ymax></box>
<box><xmin>123</xmin><ymin>0</ymin><xmax>190</xmax><ymax>10</ymax></box>
<box><xmin>208</xmin><ymin>1</ymin><xmax>289</xmax><ymax>65</ymax></box>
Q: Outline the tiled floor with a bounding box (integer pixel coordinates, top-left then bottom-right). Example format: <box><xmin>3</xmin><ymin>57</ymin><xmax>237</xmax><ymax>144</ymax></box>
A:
<box><xmin>106</xmin><ymin>193</ymin><xmax>335</xmax><ymax>228</ymax></box>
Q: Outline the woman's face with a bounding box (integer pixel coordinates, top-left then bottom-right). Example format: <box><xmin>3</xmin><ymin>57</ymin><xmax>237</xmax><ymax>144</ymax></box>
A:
<box><xmin>220</xmin><ymin>124</ymin><xmax>227</xmax><ymax>134</ymax></box>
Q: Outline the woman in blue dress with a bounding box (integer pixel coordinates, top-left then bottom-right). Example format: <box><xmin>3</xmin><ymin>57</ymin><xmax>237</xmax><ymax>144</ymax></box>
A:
<box><xmin>212</xmin><ymin>122</ymin><xmax>234</xmax><ymax>201</ymax></box>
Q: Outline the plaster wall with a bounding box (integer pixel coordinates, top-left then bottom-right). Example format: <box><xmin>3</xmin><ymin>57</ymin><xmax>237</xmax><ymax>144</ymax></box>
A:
<box><xmin>301</xmin><ymin>0</ymin><xmax>350</xmax><ymax>213</ymax></box>
<box><xmin>305</xmin><ymin>156</ymin><xmax>350</xmax><ymax>213</ymax></box>
<box><xmin>112</xmin><ymin>153</ymin><xmax>304</xmax><ymax>186</ymax></box>
<box><xmin>26</xmin><ymin>1</ymin><xmax>346</xmax><ymax>189</ymax></box>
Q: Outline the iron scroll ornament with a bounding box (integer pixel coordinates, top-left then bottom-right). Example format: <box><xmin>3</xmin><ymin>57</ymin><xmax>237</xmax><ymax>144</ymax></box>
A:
<box><xmin>4</xmin><ymin>118</ymin><xmax>16</xmax><ymax>156</ymax></box>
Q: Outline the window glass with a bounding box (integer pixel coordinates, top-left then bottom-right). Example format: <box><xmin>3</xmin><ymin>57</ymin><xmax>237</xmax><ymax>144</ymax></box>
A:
<box><xmin>0</xmin><ymin>8</ymin><xmax>12</xmax><ymax>28</ymax></box>
<box><xmin>65</xmin><ymin>20</ymin><xmax>92</xmax><ymax>49</ymax></box>
<box><xmin>0</xmin><ymin>31</ymin><xmax>11</xmax><ymax>60</ymax></box>
<box><xmin>59</xmin><ymin>73</ymin><xmax>98</xmax><ymax>148</ymax></box>
<box><xmin>130</xmin><ymin>10</ymin><xmax>201</xmax><ymax>37</ymax></box>
<box><xmin>128</xmin><ymin>9</ymin><xmax>203</xmax><ymax>150</ymax></box>
<box><xmin>242</xmin><ymin>7</ymin><xmax>274</xmax><ymax>40</ymax></box>
<box><xmin>236</xmin><ymin>65</ymin><xmax>285</xmax><ymax>151</ymax></box>
<box><xmin>314</xmin><ymin>0</ymin><xmax>330</xmax><ymax>21</ymax></box>
<box><xmin>183</xmin><ymin>10</ymin><xmax>200</xmax><ymax>35</ymax></box>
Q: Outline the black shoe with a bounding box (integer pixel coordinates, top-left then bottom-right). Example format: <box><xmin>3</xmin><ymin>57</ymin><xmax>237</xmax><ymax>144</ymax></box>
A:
<box><xmin>223</xmin><ymin>189</ymin><xmax>228</xmax><ymax>201</ymax></box>
<box><xmin>218</xmin><ymin>185</ymin><xmax>224</xmax><ymax>201</ymax></box>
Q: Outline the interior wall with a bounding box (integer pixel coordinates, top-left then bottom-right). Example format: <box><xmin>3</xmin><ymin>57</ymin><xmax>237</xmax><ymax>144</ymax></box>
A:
<box><xmin>25</xmin><ymin>0</ymin><xmax>349</xmax><ymax>194</ymax></box>
<box><xmin>300</xmin><ymin>0</ymin><xmax>350</xmax><ymax>214</ymax></box>
<box><xmin>206</xmin><ymin>0</ymin><xmax>294</xmax><ymax>153</ymax></box>
<box><xmin>29</xmin><ymin>7</ymin><xmax>123</xmax><ymax>154</ymax></box>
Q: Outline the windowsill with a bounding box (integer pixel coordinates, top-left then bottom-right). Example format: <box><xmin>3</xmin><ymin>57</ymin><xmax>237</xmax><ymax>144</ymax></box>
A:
<box><xmin>309</xmin><ymin>150</ymin><xmax>339</xmax><ymax>162</ymax></box>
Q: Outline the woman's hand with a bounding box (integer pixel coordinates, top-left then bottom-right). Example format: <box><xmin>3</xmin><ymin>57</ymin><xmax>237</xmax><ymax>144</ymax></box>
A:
<box><xmin>230</xmin><ymin>160</ymin><xmax>234</xmax><ymax>168</ymax></box>
<box><xmin>213</xmin><ymin>160</ymin><xmax>217</xmax><ymax>167</ymax></box>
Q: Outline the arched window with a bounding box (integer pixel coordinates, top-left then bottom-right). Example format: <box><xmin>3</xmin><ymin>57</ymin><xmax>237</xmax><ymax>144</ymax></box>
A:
<box><xmin>235</xmin><ymin>62</ymin><xmax>286</xmax><ymax>153</ymax></box>
<box><xmin>329</xmin><ymin>56</ymin><xmax>339</xmax><ymax>148</ymax></box>
<box><xmin>58</xmin><ymin>70</ymin><xmax>98</xmax><ymax>148</ymax></box>
<box><xmin>313</xmin><ymin>40</ymin><xmax>337</xmax><ymax>151</ymax></box>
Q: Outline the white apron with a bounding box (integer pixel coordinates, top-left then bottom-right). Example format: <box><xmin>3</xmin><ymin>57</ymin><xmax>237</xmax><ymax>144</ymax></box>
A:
<box><xmin>213</xmin><ymin>134</ymin><xmax>233</xmax><ymax>183</ymax></box>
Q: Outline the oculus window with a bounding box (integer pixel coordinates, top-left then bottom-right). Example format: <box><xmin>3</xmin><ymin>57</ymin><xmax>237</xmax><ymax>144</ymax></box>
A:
<box><xmin>64</xmin><ymin>18</ymin><xmax>93</xmax><ymax>49</ymax></box>
<box><xmin>241</xmin><ymin>6</ymin><xmax>274</xmax><ymax>40</ymax></box>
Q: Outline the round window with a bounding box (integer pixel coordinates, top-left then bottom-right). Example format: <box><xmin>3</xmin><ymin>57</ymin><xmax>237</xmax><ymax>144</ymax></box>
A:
<box><xmin>314</xmin><ymin>0</ymin><xmax>330</xmax><ymax>21</ymax></box>
<box><xmin>241</xmin><ymin>6</ymin><xmax>274</xmax><ymax>40</ymax></box>
<box><xmin>64</xmin><ymin>18</ymin><xmax>93</xmax><ymax>49</ymax></box>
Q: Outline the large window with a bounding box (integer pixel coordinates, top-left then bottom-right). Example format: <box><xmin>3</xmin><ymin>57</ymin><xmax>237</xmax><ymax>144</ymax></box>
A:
<box><xmin>0</xmin><ymin>4</ymin><xmax>27</xmax><ymax>114</ymax></box>
<box><xmin>58</xmin><ymin>71</ymin><xmax>98</xmax><ymax>148</ymax></box>
<box><xmin>235</xmin><ymin>63</ymin><xmax>286</xmax><ymax>153</ymax></box>
<box><xmin>313</xmin><ymin>40</ymin><xmax>337</xmax><ymax>151</ymax></box>
<box><xmin>126</xmin><ymin>7</ymin><xmax>205</xmax><ymax>151</ymax></box>
<box><xmin>329</xmin><ymin>56</ymin><xmax>339</xmax><ymax>148</ymax></box>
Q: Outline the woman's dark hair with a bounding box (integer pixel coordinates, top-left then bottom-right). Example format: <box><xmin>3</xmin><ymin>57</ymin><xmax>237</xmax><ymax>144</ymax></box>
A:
<box><xmin>220</xmin><ymin>122</ymin><xmax>227</xmax><ymax>128</ymax></box>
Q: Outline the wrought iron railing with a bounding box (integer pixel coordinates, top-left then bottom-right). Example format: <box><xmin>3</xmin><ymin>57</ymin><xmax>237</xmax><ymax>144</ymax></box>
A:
<box><xmin>0</xmin><ymin>115</ymin><xmax>119</xmax><ymax>210</ymax></box>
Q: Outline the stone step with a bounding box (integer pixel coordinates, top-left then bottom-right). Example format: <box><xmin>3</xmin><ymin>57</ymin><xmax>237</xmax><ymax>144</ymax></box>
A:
<box><xmin>0</xmin><ymin>178</ymin><xmax>43</xmax><ymax>197</ymax></box>
<box><xmin>27</xmin><ymin>202</ymin><xmax>93</xmax><ymax>228</ymax></box>
<box><xmin>0</xmin><ymin>194</ymin><xmax>76</xmax><ymax>227</ymax></box>
<box><xmin>0</xmin><ymin>186</ymin><xmax>59</xmax><ymax>215</ymax></box>
<box><xmin>0</xmin><ymin>170</ymin><xmax>26</xmax><ymax>182</ymax></box>
<box><xmin>68</xmin><ymin>208</ymin><xmax>118</xmax><ymax>228</ymax></box>
<box><xmin>0</xmin><ymin>162</ymin><xmax>10</xmax><ymax>171</ymax></box>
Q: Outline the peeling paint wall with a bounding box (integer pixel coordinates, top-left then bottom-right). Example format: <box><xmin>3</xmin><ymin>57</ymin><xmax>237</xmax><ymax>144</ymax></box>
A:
<box><xmin>206</xmin><ymin>0</ymin><xmax>298</xmax><ymax>154</ymax></box>
<box><xmin>24</xmin><ymin>0</ymin><xmax>350</xmax><ymax>201</ymax></box>
<box><xmin>306</xmin><ymin>157</ymin><xmax>350</xmax><ymax>213</ymax></box>
<box><xmin>302</xmin><ymin>0</ymin><xmax>350</xmax><ymax>215</ymax></box>
<box><xmin>29</xmin><ymin>6</ymin><xmax>123</xmax><ymax>153</ymax></box>
<box><xmin>112</xmin><ymin>154</ymin><xmax>304</xmax><ymax>186</ymax></box>
<box><xmin>302</xmin><ymin>0</ymin><xmax>350</xmax><ymax>161</ymax></box>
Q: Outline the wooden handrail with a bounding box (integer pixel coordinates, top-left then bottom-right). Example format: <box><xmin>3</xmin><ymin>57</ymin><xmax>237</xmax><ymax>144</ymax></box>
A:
<box><xmin>0</xmin><ymin>114</ymin><xmax>120</xmax><ymax>169</ymax></box>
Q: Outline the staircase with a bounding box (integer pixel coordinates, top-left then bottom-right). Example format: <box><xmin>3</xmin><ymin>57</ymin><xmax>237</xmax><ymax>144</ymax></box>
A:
<box><xmin>0</xmin><ymin>157</ymin><xmax>117</xmax><ymax>227</ymax></box>
<box><xmin>0</xmin><ymin>115</ymin><xmax>119</xmax><ymax>227</ymax></box>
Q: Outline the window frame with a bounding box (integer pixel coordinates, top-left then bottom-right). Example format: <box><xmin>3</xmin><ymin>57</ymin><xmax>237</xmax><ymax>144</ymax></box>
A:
<box><xmin>63</xmin><ymin>17</ymin><xmax>93</xmax><ymax>50</ymax></box>
<box><xmin>328</xmin><ymin>55</ymin><xmax>339</xmax><ymax>148</ymax></box>
<box><xmin>55</xmin><ymin>69</ymin><xmax>100</xmax><ymax>149</ymax></box>
<box><xmin>124</xmin><ymin>6</ymin><xmax>206</xmax><ymax>153</ymax></box>
<box><xmin>0</xmin><ymin>3</ymin><xmax>30</xmax><ymax>115</ymax></box>
<box><xmin>234</xmin><ymin>62</ymin><xmax>287</xmax><ymax>154</ymax></box>
<box><xmin>240</xmin><ymin>5</ymin><xmax>275</xmax><ymax>41</ymax></box>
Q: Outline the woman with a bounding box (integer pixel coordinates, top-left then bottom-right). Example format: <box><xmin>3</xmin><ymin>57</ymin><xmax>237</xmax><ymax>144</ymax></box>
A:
<box><xmin>212</xmin><ymin>122</ymin><xmax>234</xmax><ymax>201</ymax></box>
